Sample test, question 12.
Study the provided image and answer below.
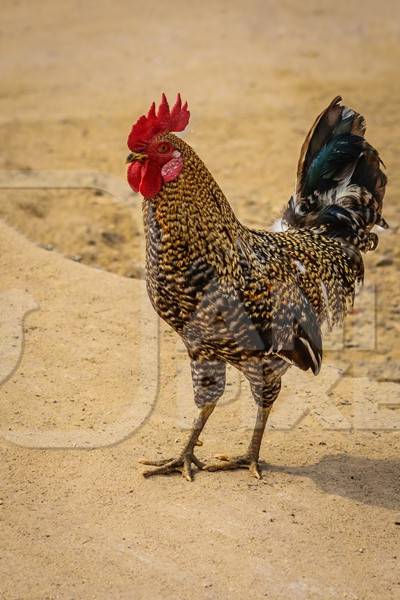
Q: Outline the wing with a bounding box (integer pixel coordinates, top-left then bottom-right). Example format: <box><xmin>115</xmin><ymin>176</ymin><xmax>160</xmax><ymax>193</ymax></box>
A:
<box><xmin>181</xmin><ymin>258</ymin><xmax>323</xmax><ymax>375</ymax></box>
<box><xmin>244</xmin><ymin>276</ymin><xmax>323</xmax><ymax>375</ymax></box>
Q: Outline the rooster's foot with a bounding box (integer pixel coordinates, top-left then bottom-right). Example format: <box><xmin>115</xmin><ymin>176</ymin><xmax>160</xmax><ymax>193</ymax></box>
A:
<box><xmin>205</xmin><ymin>453</ymin><xmax>263</xmax><ymax>479</ymax></box>
<box><xmin>139</xmin><ymin>453</ymin><xmax>205</xmax><ymax>481</ymax></box>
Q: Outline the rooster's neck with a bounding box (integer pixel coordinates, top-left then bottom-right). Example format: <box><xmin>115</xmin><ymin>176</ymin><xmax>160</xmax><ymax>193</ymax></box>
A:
<box><xmin>143</xmin><ymin>137</ymin><xmax>243</xmax><ymax>265</ymax></box>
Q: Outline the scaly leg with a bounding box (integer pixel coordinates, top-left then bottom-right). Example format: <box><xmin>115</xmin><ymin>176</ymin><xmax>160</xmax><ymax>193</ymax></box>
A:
<box><xmin>206</xmin><ymin>366</ymin><xmax>283</xmax><ymax>479</ymax></box>
<box><xmin>205</xmin><ymin>405</ymin><xmax>271</xmax><ymax>479</ymax></box>
<box><xmin>139</xmin><ymin>404</ymin><xmax>215</xmax><ymax>481</ymax></box>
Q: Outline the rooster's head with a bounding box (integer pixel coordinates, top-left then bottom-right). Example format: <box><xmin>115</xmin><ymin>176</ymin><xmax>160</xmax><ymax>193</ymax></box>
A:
<box><xmin>126</xmin><ymin>93</ymin><xmax>190</xmax><ymax>199</ymax></box>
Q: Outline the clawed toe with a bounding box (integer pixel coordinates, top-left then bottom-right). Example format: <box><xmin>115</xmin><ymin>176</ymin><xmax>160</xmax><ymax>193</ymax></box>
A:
<box><xmin>139</xmin><ymin>453</ymin><xmax>204</xmax><ymax>481</ymax></box>
<box><xmin>138</xmin><ymin>457</ymin><xmax>174</xmax><ymax>467</ymax></box>
<box><xmin>205</xmin><ymin>454</ymin><xmax>263</xmax><ymax>479</ymax></box>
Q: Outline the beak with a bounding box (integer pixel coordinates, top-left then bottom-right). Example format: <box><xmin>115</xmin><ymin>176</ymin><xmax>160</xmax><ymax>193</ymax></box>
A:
<box><xmin>126</xmin><ymin>151</ymin><xmax>147</xmax><ymax>163</ymax></box>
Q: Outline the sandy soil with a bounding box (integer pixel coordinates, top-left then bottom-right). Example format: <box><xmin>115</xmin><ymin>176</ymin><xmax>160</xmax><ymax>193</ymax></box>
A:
<box><xmin>1</xmin><ymin>1</ymin><xmax>400</xmax><ymax>598</ymax></box>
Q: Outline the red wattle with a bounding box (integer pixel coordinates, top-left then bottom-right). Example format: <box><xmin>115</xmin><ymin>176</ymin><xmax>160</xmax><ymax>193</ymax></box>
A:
<box><xmin>139</xmin><ymin>160</ymin><xmax>163</xmax><ymax>199</ymax></box>
<box><xmin>127</xmin><ymin>161</ymin><xmax>143</xmax><ymax>192</ymax></box>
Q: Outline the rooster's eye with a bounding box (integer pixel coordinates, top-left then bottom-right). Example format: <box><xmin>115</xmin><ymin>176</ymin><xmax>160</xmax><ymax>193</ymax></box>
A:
<box><xmin>157</xmin><ymin>142</ymin><xmax>170</xmax><ymax>154</ymax></box>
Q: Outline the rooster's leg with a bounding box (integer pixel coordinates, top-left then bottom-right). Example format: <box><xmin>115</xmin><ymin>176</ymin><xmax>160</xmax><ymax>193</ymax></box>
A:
<box><xmin>139</xmin><ymin>404</ymin><xmax>215</xmax><ymax>481</ymax></box>
<box><xmin>205</xmin><ymin>405</ymin><xmax>271</xmax><ymax>479</ymax></box>
<box><xmin>206</xmin><ymin>368</ymin><xmax>282</xmax><ymax>478</ymax></box>
<box><xmin>140</xmin><ymin>359</ymin><xmax>225</xmax><ymax>480</ymax></box>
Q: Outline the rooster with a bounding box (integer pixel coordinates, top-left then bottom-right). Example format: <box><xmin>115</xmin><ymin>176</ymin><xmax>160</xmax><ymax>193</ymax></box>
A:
<box><xmin>126</xmin><ymin>94</ymin><xmax>387</xmax><ymax>480</ymax></box>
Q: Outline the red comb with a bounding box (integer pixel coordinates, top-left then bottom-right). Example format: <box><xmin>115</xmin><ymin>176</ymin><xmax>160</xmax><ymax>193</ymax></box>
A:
<box><xmin>128</xmin><ymin>93</ymin><xmax>190</xmax><ymax>151</ymax></box>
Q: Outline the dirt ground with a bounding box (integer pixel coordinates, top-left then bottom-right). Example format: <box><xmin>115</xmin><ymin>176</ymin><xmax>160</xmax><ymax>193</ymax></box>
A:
<box><xmin>1</xmin><ymin>1</ymin><xmax>400</xmax><ymax>598</ymax></box>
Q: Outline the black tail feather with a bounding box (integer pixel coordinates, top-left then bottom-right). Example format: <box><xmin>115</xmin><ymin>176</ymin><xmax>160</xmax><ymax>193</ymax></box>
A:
<box><xmin>284</xmin><ymin>97</ymin><xmax>387</xmax><ymax>253</ymax></box>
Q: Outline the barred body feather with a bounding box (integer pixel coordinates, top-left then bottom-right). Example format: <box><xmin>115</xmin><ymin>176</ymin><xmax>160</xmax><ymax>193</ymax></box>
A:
<box><xmin>128</xmin><ymin>95</ymin><xmax>388</xmax><ymax>479</ymax></box>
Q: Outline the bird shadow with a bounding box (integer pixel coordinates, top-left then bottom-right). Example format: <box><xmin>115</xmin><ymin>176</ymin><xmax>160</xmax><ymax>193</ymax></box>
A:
<box><xmin>262</xmin><ymin>454</ymin><xmax>400</xmax><ymax>511</ymax></box>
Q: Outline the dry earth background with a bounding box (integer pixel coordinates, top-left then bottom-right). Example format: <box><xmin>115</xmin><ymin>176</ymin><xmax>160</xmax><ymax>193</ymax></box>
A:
<box><xmin>1</xmin><ymin>1</ymin><xmax>400</xmax><ymax>599</ymax></box>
